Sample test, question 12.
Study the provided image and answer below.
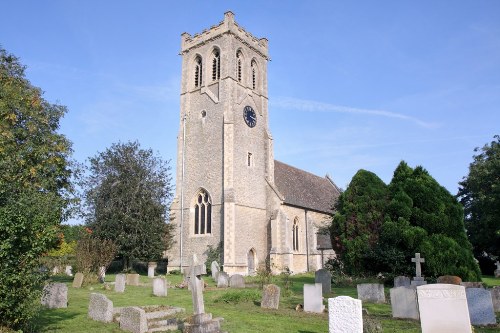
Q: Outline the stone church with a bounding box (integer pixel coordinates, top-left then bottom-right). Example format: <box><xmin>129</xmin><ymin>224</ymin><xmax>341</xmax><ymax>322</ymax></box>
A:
<box><xmin>168</xmin><ymin>12</ymin><xmax>340</xmax><ymax>275</ymax></box>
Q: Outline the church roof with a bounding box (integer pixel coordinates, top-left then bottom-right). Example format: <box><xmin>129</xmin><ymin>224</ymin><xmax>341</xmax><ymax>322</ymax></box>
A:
<box><xmin>274</xmin><ymin>160</ymin><xmax>340</xmax><ymax>214</ymax></box>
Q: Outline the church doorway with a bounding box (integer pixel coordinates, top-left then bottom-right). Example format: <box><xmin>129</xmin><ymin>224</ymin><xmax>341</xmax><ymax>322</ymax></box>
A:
<box><xmin>247</xmin><ymin>249</ymin><xmax>256</xmax><ymax>275</ymax></box>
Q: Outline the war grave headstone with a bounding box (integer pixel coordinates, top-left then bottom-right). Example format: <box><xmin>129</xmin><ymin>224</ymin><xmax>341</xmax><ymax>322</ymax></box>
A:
<box><xmin>229</xmin><ymin>274</ymin><xmax>245</xmax><ymax>288</ymax></box>
<box><xmin>491</xmin><ymin>286</ymin><xmax>500</xmax><ymax>312</ymax></box>
<box><xmin>211</xmin><ymin>261</ymin><xmax>220</xmax><ymax>280</ymax></box>
<box><xmin>88</xmin><ymin>293</ymin><xmax>113</xmax><ymax>323</ymax></box>
<box><xmin>153</xmin><ymin>277</ymin><xmax>167</xmax><ymax>297</ymax></box>
<box><xmin>217</xmin><ymin>272</ymin><xmax>229</xmax><ymax>288</ymax></box>
<box><xmin>65</xmin><ymin>265</ymin><xmax>73</xmax><ymax>276</ymax></box>
<box><xmin>120</xmin><ymin>306</ymin><xmax>148</xmax><ymax>333</ymax></box>
<box><xmin>393</xmin><ymin>276</ymin><xmax>410</xmax><ymax>288</ymax></box>
<box><xmin>261</xmin><ymin>284</ymin><xmax>280</xmax><ymax>309</ymax></box>
<box><xmin>115</xmin><ymin>273</ymin><xmax>126</xmax><ymax>293</ymax></box>
<box><xmin>390</xmin><ymin>287</ymin><xmax>419</xmax><ymax>320</ymax></box>
<box><xmin>126</xmin><ymin>273</ymin><xmax>140</xmax><ymax>286</ymax></box>
<box><xmin>357</xmin><ymin>283</ymin><xmax>385</xmax><ymax>303</ymax></box>
<box><xmin>465</xmin><ymin>288</ymin><xmax>496</xmax><ymax>326</ymax></box>
<box><xmin>436</xmin><ymin>275</ymin><xmax>462</xmax><ymax>285</ymax></box>
<box><xmin>148</xmin><ymin>262</ymin><xmax>157</xmax><ymax>278</ymax></box>
<box><xmin>315</xmin><ymin>268</ymin><xmax>332</xmax><ymax>294</ymax></box>
<box><xmin>328</xmin><ymin>296</ymin><xmax>363</xmax><ymax>333</ymax></box>
<box><xmin>72</xmin><ymin>272</ymin><xmax>84</xmax><ymax>288</ymax></box>
<box><xmin>410</xmin><ymin>253</ymin><xmax>427</xmax><ymax>286</ymax></box>
<box><xmin>41</xmin><ymin>283</ymin><xmax>68</xmax><ymax>309</ymax></box>
<box><xmin>417</xmin><ymin>284</ymin><xmax>472</xmax><ymax>333</ymax></box>
<box><xmin>304</xmin><ymin>283</ymin><xmax>324</xmax><ymax>313</ymax></box>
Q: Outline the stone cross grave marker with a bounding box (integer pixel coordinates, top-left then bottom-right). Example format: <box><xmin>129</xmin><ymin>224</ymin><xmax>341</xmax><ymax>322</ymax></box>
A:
<box><xmin>411</xmin><ymin>253</ymin><xmax>425</xmax><ymax>278</ymax></box>
<box><xmin>187</xmin><ymin>254</ymin><xmax>206</xmax><ymax>315</ymax></box>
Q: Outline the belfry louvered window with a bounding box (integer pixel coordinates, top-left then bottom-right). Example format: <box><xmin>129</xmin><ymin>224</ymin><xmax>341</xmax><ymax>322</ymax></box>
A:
<box><xmin>212</xmin><ymin>49</ymin><xmax>220</xmax><ymax>81</ymax></box>
<box><xmin>194</xmin><ymin>56</ymin><xmax>203</xmax><ymax>88</ymax></box>
<box><xmin>194</xmin><ymin>190</ymin><xmax>211</xmax><ymax>235</ymax></box>
<box><xmin>251</xmin><ymin>60</ymin><xmax>257</xmax><ymax>90</ymax></box>
<box><xmin>236</xmin><ymin>51</ymin><xmax>242</xmax><ymax>83</ymax></box>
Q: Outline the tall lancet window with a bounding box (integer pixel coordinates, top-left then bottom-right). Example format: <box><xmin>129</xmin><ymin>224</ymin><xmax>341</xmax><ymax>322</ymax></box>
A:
<box><xmin>212</xmin><ymin>49</ymin><xmax>220</xmax><ymax>81</ymax></box>
<box><xmin>194</xmin><ymin>56</ymin><xmax>203</xmax><ymax>88</ymax></box>
<box><xmin>293</xmin><ymin>218</ymin><xmax>299</xmax><ymax>251</ymax></box>
<box><xmin>251</xmin><ymin>60</ymin><xmax>257</xmax><ymax>90</ymax></box>
<box><xmin>194</xmin><ymin>189</ymin><xmax>211</xmax><ymax>235</ymax></box>
<box><xmin>236</xmin><ymin>50</ymin><xmax>242</xmax><ymax>83</ymax></box>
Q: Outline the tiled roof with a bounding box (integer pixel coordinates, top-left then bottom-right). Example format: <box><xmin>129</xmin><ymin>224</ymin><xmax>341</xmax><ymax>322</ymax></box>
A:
<box><xmin>274</xmin><ymin>160</ymin><xmax>340</xmax><ymax>214</ymax></box>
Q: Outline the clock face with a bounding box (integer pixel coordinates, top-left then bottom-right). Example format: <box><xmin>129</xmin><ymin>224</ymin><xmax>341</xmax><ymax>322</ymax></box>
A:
<box><xmin>243</xmin><ymin>106</ymin><xmax>257</xmax><ymax>128</ymax></box>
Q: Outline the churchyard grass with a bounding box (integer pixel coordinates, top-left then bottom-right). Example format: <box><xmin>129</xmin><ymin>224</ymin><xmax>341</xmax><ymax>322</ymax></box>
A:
<box><xmin>35</xmin><ymin>274</ymin><xmax>499</xmax><ymax>332</ymax></box>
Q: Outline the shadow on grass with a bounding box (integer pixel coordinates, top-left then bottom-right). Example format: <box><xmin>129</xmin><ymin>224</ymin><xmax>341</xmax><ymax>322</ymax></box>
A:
<box><xmin>36</xmin><ymin>308</ymin><xmax>80</xmax><ymax>331</ymax></box>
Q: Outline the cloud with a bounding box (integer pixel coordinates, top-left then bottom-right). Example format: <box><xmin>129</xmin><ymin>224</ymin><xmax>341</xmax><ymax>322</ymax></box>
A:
<box><xmin>271</xmin><ymin>96</ymin><xmax>438</xmax><ymax>128</ymax></box>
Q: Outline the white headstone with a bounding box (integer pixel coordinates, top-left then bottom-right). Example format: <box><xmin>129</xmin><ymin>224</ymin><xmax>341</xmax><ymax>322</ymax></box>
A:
<box><xmin>304</xmin><ymin>283</ymin><xmax>324</xmax><ymax>313</ymax></box>
<box><xmin>328</xmin><ymin>296</ymin><xmax>363</xmax><ymax>333</ymax></box>
<box><xmin>152</xmin><ymin>277</ymin><xmax>167</xmax><ymax>297</ymax></box>
<box><xmin>465</xmin><ymin>288</ymin><xmax>496</xmax><ymax>325</ymax></box>
<box><xmin>417</xmin><ymin>284</ymin><xmax>472</xmax><ymax>333</ymax></box>
<box><xmin>356</xmin><ymin>283</ymin><xmax>385</xmax><ymax>303</ymax></box>
<box><xmin>390</xmin><ymin>287</ymin><xmax>419</xmax><ymax>320</ymax></box>
<box><xmin>148</xmin><ymin>262</ymin><xmax>157</xmax><ymax>278</ymax></box>
<box><xmin>115</xmin><ymin>274</ymin><xmax>126</xmax><ymax>293</ymax></box>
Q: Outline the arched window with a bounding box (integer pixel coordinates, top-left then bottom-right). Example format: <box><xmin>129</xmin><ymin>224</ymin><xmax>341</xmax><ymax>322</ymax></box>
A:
<box><xmin>212</xmin><ymin>49</ymin><xmax>220</xmax><ymax>81</ymax></box>
<box><xmin>236</xmin><ymin>50</ymin><xmax>242</xmax><ymax>83</ymax></box>
<box><xmin>293</xmin><ymin>218</ymin><xmax>299</xmax><ymax>251</ymax></box>
<box><xmin>194</xmin><ymin>56</ymin><xmax>203</xmax><ymax>88</ymax></box>
<box><xmin>194</xmin><ymin>189</ymin><xmax>211</xmax><ymax>235</ymax></box>
<box><xmin>251</xmin><ymin>60</ymin><xmax>257</xmax><ymax>90</ymax></box>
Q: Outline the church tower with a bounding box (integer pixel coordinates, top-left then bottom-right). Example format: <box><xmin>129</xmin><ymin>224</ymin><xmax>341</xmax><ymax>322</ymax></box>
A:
<box><xmin>169</xmin><ymin>12</ymin><xmax>273</xmax><ymax>274</ymax></box>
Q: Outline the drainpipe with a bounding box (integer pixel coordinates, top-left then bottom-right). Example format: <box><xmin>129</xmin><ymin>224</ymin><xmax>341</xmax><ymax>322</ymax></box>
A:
<box><xmin>305</xmin><ymin>209</ymin><xmax>309</xmax><ymax>272</ymax></box>
<box><xmin>179</xmin><ymin>114</ymin><xmax>186</xmax><ymax>271</ymax></box>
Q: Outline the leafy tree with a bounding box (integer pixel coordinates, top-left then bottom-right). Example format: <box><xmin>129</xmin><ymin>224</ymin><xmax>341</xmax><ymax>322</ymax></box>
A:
<box><xmin>458</xmin><ymin>135</ymin><xmax>500</xmax><ymax>261</ymax></box>
<box><xmin>80</xmin><ymin>141</ymin><xmax>175</xmax><ymax>270</ymax></box>
<box><xmin>0</xmin><ymin>48</ymin><xmax>73</xmax><ymax>330</ymax></box>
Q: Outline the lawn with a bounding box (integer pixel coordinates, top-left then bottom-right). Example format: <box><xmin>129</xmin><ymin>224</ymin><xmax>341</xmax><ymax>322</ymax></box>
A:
<box><xmin>36</xmin><ymin>273</ymin><xmax>500</xmax><ymax>333</ymax></box>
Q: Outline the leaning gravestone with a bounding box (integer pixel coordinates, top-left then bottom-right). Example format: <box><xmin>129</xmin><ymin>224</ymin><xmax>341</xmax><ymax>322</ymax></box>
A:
<box><xmin>120</xmin><ymin>306</ymin><xmax>147</xmax><ymax>333</ymax></box>
<box><xmin>72</xmin><ymin>272</ymin><xmax>84</xmax><ymax>288</ymax></box>
<box><xmin>41</xmin><ymin>283</ymin><xmax>68</xmax><ymax>309</ymax></box>
<box><xmin>261</xmin><ymin>284</ymin><xmax>280</xmax><ymax>309</ymax></box>
<box><xmin>115</xmin><ymin>274</ymin><xmax>126</xmax><ymax>293</ymax></box>
<box><xmin>357</xmin><ymin>283</ymin><xmax>385</xmax><ymax>303</ymax></box>
<box><xmin>126</xmin><ymin>273</ymin><xmax>140</xmax><ymax>286</ymax></box>
<box><xmin>390</xmin><ymin>287</ymin><xmax>419</xmax><ymax>320</ymax></box>
<box><xmin>217</xmin><ymin>272</ymin><xmax>229</xmax><ymax>288</ymax></box>
<box><xmin>328</xmin><ymin>296</ymin><xmax>363</xmax><ymax>333</ymax></box>
<box><xmin>315</xmin><ymin>269</ymin><xmax>332</xmax><ymax>294</ymax></box>
<box><xmin>491</xmin><ymin>286</ymin><xmax>500</xmax><ymax>312</ymax></box>
<box><xmin>417</xmin><ymin>284</ymin><xmax>472</xmax><ymax>333</ymax></box>
<box><xmin>465</xmin><ymin>288</ymin><xmax>496</xmax><ymax>326</ymax></box>
<box><xmin>304</xmin><ymin>283</ymin><xmax>324</xmax><ymax>313</ymax></box>
<box><xmin>393</xmin><ymin>276</ymin><xmax>410</xmax><ymax>288</ymax></box>
<box><xmin>211</xmin><ymin>261</ymin><xmax>220</xmax><ymax>280</ymax></box>
<box><xmin>88</xmin><ymin>293</ymin><xmax>113</xmax><ymax>323</ymax></box>
<box><xmin>153</xmin><ymin>277</ymin><xmax>167</xmax><ymax>297</ymax></box>
<box><xmin>229</xmin><ymin>274</ymin><xmax>245</xmax><ymax>288</ymax></box>
<box><xmin>437</xmin><ymin>275</ymin><xmax>462</xmax><ymax>285</ymax></box>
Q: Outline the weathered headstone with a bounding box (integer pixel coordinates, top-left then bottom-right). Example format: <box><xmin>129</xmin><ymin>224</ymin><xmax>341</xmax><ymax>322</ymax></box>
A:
<box><xmin>153</xmin><ymin>277</ymin><xmax>167</xmax><ymax>297</ymax></box>
<box><xmin>465</xmin><ymin>288</ymin><xmax>496</xmax><ymax>326</ymax></box>
<box><xmin>491</xmin><ymin>286</ymin><xmax>500</xmax><ymax>312</ymax></box>
<box><xmin>460</xmin><ymin>282</ymin><xmax>484</xmax><ymax>289</ymax></box>
<box><xmin>393</xmin><ymin>276</ymin><xmax>410</xmax><ymax>288</ymax></box>
<box><xmin>328</xmin><ymin>296</ymin><xmax>363</xmax><ymax>333</ymax></box>
<box><xmin>261</xmin><ymin>284</ymin><xmax>280</xmax><ymax>309</ymax></box>
<box><xmin>217</xmin><ymin>272</ymin><xmax>229</xmax><ymax>288</ymax></box>
<box><xmin>120</xmin><ymin>306</ymin><xmax>147</xmax><ymax>333</ymax></box>
<box><xmin>148</xmin><ymin>262</ymin><xmax>157</xmax><ymax>278</ymax></box>
<box><xmin>126</xmin><ymin>273</ymin><xmax>140</xmax><ymax>286</ymax></box>
<box><xmin>304</xmin><ymin>283</ymin><xmax>324</xmax><ymax>313</ymax></box>
<box><xmin>72</xmin><ymin>272</ymin><xmax>84</xmax><ymax>288</ymax></box>
<box><xmin>315</xmin><ymin>268</ymin><xmax>332</xmax><ymax>294</ymax></box>
<box><xmin>437</xmin><ymin>275</ymin><xmax>462</xmax><ymax>285</ymax></box>
<box><xmin>211</xmin><ymin>261</ymin><xmax>220</xmax><ymax>280</ymax></box>
<box><xmin>41</xmin><ymin>283</ymin><xmax>68</xmax><ymax>309</ymax></box>
<box><xmin>411</xmin><ymin>253</ymin><xmax>427</xmax><ymax>286</ymax></box>
<box><xmin>494</xmin><ymin>261</ymin><xmax>500</xmax><ymax>278</ymax></box>
<box><xmin>417</xmin><ymin>284</ymin><xmax>472</xmax><ymax>333</ymax></box>
<box><xmin>115</xmin><ymin>273</ymin><xmax>126</xmax><ymax>293</ymax></box>
<box><xmin>65</xmin><ymin>265</ymin><xmax>73</xmax><ymax>277</ymax></box>
<box><xmin>88</xmin><ymin>293</ymin><xmax>113</xmax><ymax>323</ymax></box>
<box><xmin>390</xmin><ymin>287</ymin><xmax>419</xmax><ymax>320</ymax></box>
<box><xmin>357</xmin><ymin>283</ymin><xmax>385</xmax><ymax>303</ymax></box>
<box><xmin>98</xmin><ymin>266</ymin><xmax>106</xmax><ymax>283</ymax></box>
<box><xmin>229</xmin><ymin>274</ymin><xmax>245</xmax><ymax>288</ymax></box>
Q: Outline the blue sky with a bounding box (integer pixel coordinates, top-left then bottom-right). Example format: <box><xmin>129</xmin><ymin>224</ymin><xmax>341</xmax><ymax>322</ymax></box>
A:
<box><xmin>1</xmin><ymin>1</ymin><xmax>499</xmax><ymax>206</ymax></box>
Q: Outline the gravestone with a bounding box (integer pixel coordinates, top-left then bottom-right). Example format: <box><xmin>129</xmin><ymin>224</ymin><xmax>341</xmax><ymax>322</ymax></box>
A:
<box><xmin>65</xmin><ymin>265</ymin><xmax>73</xmax><ymax>276</ymax></box>
<box><xmin>491</xmin><ymin>286</ymin><xmax>500</xmax><ymax>312</ymax></box>
<box><xmin>261</xmin><ymin>284</ymin><xmax>280</xmax><ymax>309</ymax></box>
<box><xmin>126</xmin><ymin>273</ymin><xmax>140</xmax><ymax>286</ymax></box>
<box><xmin>411</xmin><ymin>253</ymin><xmax>427</xmax><ymax>286</ymax></box>
<box><xmin>88</xmin><ymin>293</ymin><xmax>113</xmax><ymax>323</ymax></box>
<box><xmin>393</xmin><ymin>276</ymin><xmax>410</xmax><ymax>288</ymax></box>
<box><xmin>437</xmin><ymin>275</ymin><xmax>462</xmax><ymax>285</ymax></box>
<box><xmin>460</xmin><ymin>282</ymin><xmax>484</xmax><ymax>288</ymax></box>
<box><xmin>217</xmin><ymin>272</ymin><xmax>229</xmax><ymax>288</ymax></box>
<box><xmin>148</xmin><ymin>262</ymin><xmax>157</xmax><ymax>278</ymax></box>
<box><xmin>357</xmin><ymin>283</ymin><xmax>385</xmax><ymax>303</ymax></box>
<box><xmin>417</xmin><ymin>284</ymin><xmax>472</xmax><ymax>333</ymax></box>
<box><xmin>72</xmin><ymin>272</ymin><xmax>84</xmax><ymax>288</ymax></box>
<box><xmin>304</xmin><ymin>283</ymin><xmax>324</xmax><ymax>313</ymax></box>
<box><xmin>465</xmin><ymin>288</ymin><xmax>496</xmax><ymax>326</ymax></box>
<box><xmin>211</xmin><ymin>261</ymin><xmax>220</xmax><ymax>280</ymax></box>
<box><xmin>494</xmin><ymin>261</ymin><xmax>500</xmax><ymax>278</ymax></box>
<box><xmin>153</xmin><ymin>277</ymin><xmax>167</xmax><ymax>297</ymax></box>
<box><xmin>98</xmin><ymin>266</ymin><xmax>106</xmax><ymax>283</ymax></box>
<box><xmin>328</xmin><ymin>296</ymin><xmax>363</xmax><ymax>333</ymax></box>
<box><xmin>120</xmin><ymin>306</ymin><xmax>147</xmax><ymax>333</ymax></box>
<box><xmin>41</xmin><ymin>283</ymin><xmax>68</xmax><ymax>309</ymax></box>
<box><xmin>115</xmin><ymin>274</ymin><xmax>126</xmax><ymax>293</ymax></box>
<box><xmin>229</xmin><ymin>274</ymin><xmax>245</xmax><ymax>288</ymax></box>
<box><xmin>390</xmin><ymin>287</ymin><xmax>419</xmax><ymax>320</ymax></box>
<box><xmin>315</xmin><ymin>269</ymin><xmax>332</xmax><ymax>294</ymax></box>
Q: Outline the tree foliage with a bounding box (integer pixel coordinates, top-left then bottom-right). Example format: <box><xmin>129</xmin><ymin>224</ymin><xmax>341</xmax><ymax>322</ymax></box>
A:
<box><xmin>458</xmin><ymin>135</ymin><xmax>500</xmax><ymax>260</ymax></box>
<box><xmin>80</xmin><ymin>141</ymin><xmax>174</xmax><ymax>270</ymax></box>
<box><xmin>0</xmin><ymin>47</ymin><xmax>73</xmax><ymax>330</ymax></box>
